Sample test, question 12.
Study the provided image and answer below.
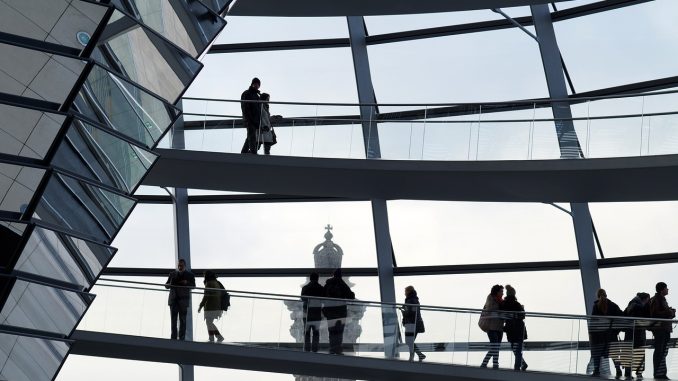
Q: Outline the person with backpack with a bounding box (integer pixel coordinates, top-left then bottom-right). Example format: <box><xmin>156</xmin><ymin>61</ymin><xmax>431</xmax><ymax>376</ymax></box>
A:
<box><xmin>322</xmin><ymin>269</ymin><xmax>355</xmax><ymax>355</ymax></box>
<box><xmin>479</xmin><ymin>284</ymin><xmax>504</xmax><ymax>369</ymax></box>
<box><xmin>301</xmin><ymin>272</ymin><xmax>325</xmax><ymax>352</ymax></box>
<box><xmin>649</xmin><ymin>282</ymin><xmax>675</xmax><ymax>380</ymax></box>
<box><xmin>401</xmin><ymin>285</ymin><xmax>426</xmax><ymax>362</ymax></box>
<box><xmin>501</xmin><ymin>285</ymin><xmax>528</xmax><ymax>372</ymax></box>
<box><xmin>198</xmin><ymin>270</ymin><xmax>227</xmax><ymax>343</ymax></box>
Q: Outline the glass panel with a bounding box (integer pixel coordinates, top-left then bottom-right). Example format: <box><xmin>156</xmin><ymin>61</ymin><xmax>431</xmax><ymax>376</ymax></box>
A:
<box><xmin>0</xmin><ymin>164</ymin><xmax>45</xmax><ymax>215</ymax></box>
<box><xmin>0</xmin><ymin>104</ymin><xmax>64</xmax><ymax>159</ymax></box>
<box><xmin>57</xmin><ymin>356</ymin><xmax>179</xmax><ymax>381</ymax></box>
<box><xmin>188</xmin><ymin>202</ymin><xmax>377</xmax><ymax>268</ymax></box>
<box><xmin>0</xmin><ymin>333</ymin><xmax>69</xmax><ymax>381</ymax></box>
<box><xmin>214</xmin><ymin>16</ymin><xmax>347</xmax><ymax>44</ymax></box>
<box><xmin>590</xmin><ymin>201</ymin><xmax>678</xmax><ymax>257</ymax></box>
<box><xmin>365</xmin><ymin>9</ymin><xmax>500</xmax><ymax>34</ymax></box>
<box><xmin>14</xmin><ymin>225</ymin><xmax>116</xmax><ymax>290</ymax></box>
<box><xmin>0</xmin><ymin>0</ymin><xmax>107</xmax><ymax>50</ymax></box>
<box><xmin>109</xmin><ymin>0</ymin><xmax>226</xmax><ymax>57</ymax></box>
<box><xmin>92</xmin><ymin>10</ymin><xmax>202</xmax><ymax>103</ymax></box>
<box><xmin>0</xmin><ymin>278</ymin><xmax>94</xmax><ymax>335</ymax></box>
<box><xmin>0</xmin><ymin>222</ymin><xmax>26</xmax><ymax>268</ymax></box>
<box><xmin>0</xmin><ymin>42</ymin><xmax>86</xmax><ymax>105</ymax></box>
<box><xmin>388</xmin><ymin>201</ymin><xmax>578</xmax><ymax>266</ymax></box>
<box><xmin>33</xmin><ymin>172</ymin><xmax>136</xmax><ymax>243</ymax></box>
<box><xmin>74</xmin><ymin>64</ymin><xmax>179</xmax><ymax>149</ymax></box>
<box><xmin>52</xmin><ymin>118</ymin><xmax>158</xmax><ymax>193</ymax></box>
<box><xmin>555</xmin><ymin>1</ymin><xmax>678</xmax><ymax>92</ymax></box>
<box><xmin>109</xmin><ymin>204</ymin><xmax>175</xmax><ymax>269</ymax></box>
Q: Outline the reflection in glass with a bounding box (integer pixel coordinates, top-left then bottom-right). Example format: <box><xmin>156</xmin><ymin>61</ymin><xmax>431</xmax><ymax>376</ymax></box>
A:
<box><xmin>0</xmin><ymin>278</ymin><xmax>94</xmax><ymax>335</ymax></box>
<box><xmin>92</xmin><ymin>10</ymin><xmax>202</xmax><ymax>103</ymax></box>
<box><xmin>0</xmin><ymin>333</ymin><xmax>69</xmax><ymax>381</ymax></box>
<box><xmin>14</xmin><ymin>225</ymin><xmax>116</xmax><ymax>290</ymax></box>
<box><xmin>52</xmin><ymin>118</ymin><xmax>157</xmax><ymax>194</ymax></box>
<box><xmin>108</xmin><ymin>0</ymin><xmax>226</xmax><ymax>57</ymax></box>
<box><xmin>74</xmin><ymin>64</ymin><xmax>179</xmax><ymax>149</ymax></box>
<box><xmin>34</xmin><ymin>173</ymin><xmax>136</xmax><ymax>243</ymax></box>
<box><xmin>0</xmin><ymin>164</ymin><xmax>45</xmax><ymax>215</ymax></box>
<box><xmin>0</xmin><ymin>104</ymin><xmax>64</xmax><ymax>159</ymax></box>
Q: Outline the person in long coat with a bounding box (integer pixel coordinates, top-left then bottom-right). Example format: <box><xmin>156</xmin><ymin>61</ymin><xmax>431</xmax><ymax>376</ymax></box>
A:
<box><xmin>401</xmin><ymin>286</ymin><xmax>426</xmax><ymax>361</ymax></box>
<box><xmin>479</xmin><ymin>284</ymin><xmax>504</xmax><ymax>369</ymax></box>
<box><xmin>590</xmin><ymin>288</ymin><xmax>624</xmax><ymax>377</ymax></box>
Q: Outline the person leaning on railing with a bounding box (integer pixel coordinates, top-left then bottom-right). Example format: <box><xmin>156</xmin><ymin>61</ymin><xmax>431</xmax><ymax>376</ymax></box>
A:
<box><xmin>649</xmin><ymin>282</ymin><xmax>676</xmax><ymax>380</ymax></box>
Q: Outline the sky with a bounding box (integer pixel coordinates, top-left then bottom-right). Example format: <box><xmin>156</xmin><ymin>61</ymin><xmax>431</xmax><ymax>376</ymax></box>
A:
<box><xmin>57</xmin><ymin>1</ymin><xmax>678</xmax><ymax>379</ymax></box>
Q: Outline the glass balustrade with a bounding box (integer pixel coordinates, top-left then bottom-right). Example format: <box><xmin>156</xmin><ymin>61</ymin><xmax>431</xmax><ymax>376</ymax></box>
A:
<box><xmin>77</xmin><ymin>278</ymin><xmax>678</xmax><ymax>378</ymax></box>
<box><xmin>170</xmin><ymin>91</ymin><xmax>678</xmax><ymax>161</ymax></box>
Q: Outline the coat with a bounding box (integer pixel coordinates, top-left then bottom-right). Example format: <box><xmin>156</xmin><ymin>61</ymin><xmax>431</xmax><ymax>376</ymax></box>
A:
<box><xmin>301</xmin><ymin>280</ymin><xmax>325</xmax><ymax>321</ymax></box>
<box><xmin>501</xmin><ymin>296</ymin><xmax>527</xmax><ymax>343</ymax></box>
<box><xmin>402</xmin><ymin>292</ymin><xmax>425</xmax><ymax>334</ymax></box>
<box><xmin>240</xmin><ymin>86</ymin><xmax>261</xmax><ymax>129</ymax></box>
<box><xmin>649</xmin><ymin>293</ymin><xmax>675</xmax><ymax>333</ymax></box>
<box><xmin>590</xmin><ymin>299</ymin><xmax>624</xmax><ymax>344</ymax></box>
<box><xmin>322</xmin><ymin>276</ymin><xmax>355</xmax><ymax>320</ymax></box>
<box><xmin>199</xmin><ymin>279</ymin><xmax>222</xmax><ymax>311</ymax></box>
<box><xmin>165</xmin><ymin>270</ymin><xmax>196</xmax><ymax>307</ymax></box>
<box><xmin>479</xmin><ymin>294</ymin><xmax>504</xmax><ymax>332</ymax></box>
<box><xmin>624</xmin><ymin>296</ymin><xmax>650</xmax><ymax>347</ymax></box>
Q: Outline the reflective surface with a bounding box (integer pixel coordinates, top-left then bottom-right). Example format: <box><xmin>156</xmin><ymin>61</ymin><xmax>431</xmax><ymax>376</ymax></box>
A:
<box><xmin>0</xmin><ymin>332</ymin><xmax>70</xmax><ymax>381</ymax></box>
<box><xmin>1</xmin><ymin>278</ymin><xmax>95</xmax><ymax>335</ymax></box>
<box><xmin>33</xmin><ymin>172</ymin><xmax>136</xmax><ymax>243</ymax></box>
<box><xmin>0</xmin><ymin>104</ymin><xmax>64</xmax><ymax>159</ymax></box>
<box><xmin>0</xmin><ymin>164</ymin><xmax>45</xmax><ymax>215</ymax></box>
<box><xmin>52</xmin><ymin>118</ymin><xmax>158</xmax><ymax>194</ymax></box>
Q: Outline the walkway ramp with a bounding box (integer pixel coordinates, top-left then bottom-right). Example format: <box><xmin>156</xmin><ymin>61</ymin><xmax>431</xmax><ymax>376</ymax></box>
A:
<box><xmin>70</xmin><ymin>331</ymin><xmax>586</xmax><ymax>381</ymax></box>
<box><xmin>143</xmin><ymin>149</ymin><xmax>678</xmax><ymax>202</ymax></box>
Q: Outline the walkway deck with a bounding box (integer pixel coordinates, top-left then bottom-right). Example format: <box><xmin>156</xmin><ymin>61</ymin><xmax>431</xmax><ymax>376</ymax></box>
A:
<box><xmin>143</xmin><ymin>149</ymin><xmax>678</xmax><ymax>202</ymax></box>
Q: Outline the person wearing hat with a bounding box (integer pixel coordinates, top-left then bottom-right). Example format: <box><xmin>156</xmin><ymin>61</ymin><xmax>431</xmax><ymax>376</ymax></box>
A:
<box><xmin>240</xmin><ymin>77</ymin><xmax>261</xmax><ymax>154</ymax></box>
<box><xmin>501</xmin><ymin>285</ymin><xmax>528</xmax><ymax>371</ymax></box>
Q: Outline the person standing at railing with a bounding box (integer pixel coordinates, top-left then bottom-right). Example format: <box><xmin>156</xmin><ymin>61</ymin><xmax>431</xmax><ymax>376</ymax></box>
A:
<box><xmin>479</xmin><ymin>284</ymin><xmax>504</xmax><ymax>369</ymax></box>
<box><xmin>165</xmin><ymin>259</ymin><xmax>196</xmax><ymax>340</ymax></box>
<box><xmin>649</xmin><ymin>282</ymin><xmax>676</xmax><ymax>380</ymax></box>
<box><xmin>590</xmin><ymin>288</ymin><xmax>624</xmax><ymax>378</ymax></box>
<box><xmin>240</xmin><ymin>77</ymin><xmax>261</xmax><ymax>154</ymax></box>
<box><xmin>401</xmin><ymin>285</ymin><xmax>426</xmax><ymax>362</ymax></box>
<box><xmin>621</xmin><ymin>292</ymin><xmax>651</xmax><ymax>380</ymax></box>
<box><xmin>198</xmin><ymin>271</ymin><xmax>226</xmax><ymax>343</ymax></box>
<box><xmin>322</xmin><ymin>269</ymin><xmax>355</xmax><ymax>355</ymax></box>
<box><xmin>301</xmin><ymin>272</ymin><xmax>325</xmax><ymax>352</ymax></box>
<box><xmin>501</xmin><ymin>285</ymin><xmax>528</xmax><ymax>372</ymax></box>
<box><xmin>257</xmin><ymin>93</ymin><xmax>279</xmax><ymax>155</ymax></box>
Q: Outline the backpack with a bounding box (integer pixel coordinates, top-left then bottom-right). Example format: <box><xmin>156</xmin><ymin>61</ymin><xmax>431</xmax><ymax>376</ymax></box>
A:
<box><xmin>217</xmin><ymin>281</ymin><xmax>230</xmax><ymax>311</ymax></box>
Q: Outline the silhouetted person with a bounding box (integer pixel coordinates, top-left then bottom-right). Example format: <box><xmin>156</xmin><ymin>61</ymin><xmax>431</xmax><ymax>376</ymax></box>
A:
<box><xmin>401</xmin><ymin>285</ymin><xmax>426</xmax><ymax>362</ymax></box>
<box><xmin>322</xmin><ymin>269</ymin><xmax>355</xmax><ymax>354</ymax></box>
<box><xmin>590</xmin><ymin>288</ymin><xmax>624</xmax><ymax>378</ymax></box>
<box><xmin>241</xmin><ymin>77</ymin><xmax>261</xmax><ymax>154</ymax></box>
<box><xmin>165</xmin><ymin>259</ymin><xmax>196</xmax><ymax>340</ymax></box>
<box><xmin>622</xmin><ymin>292</ymin><xmax>651</xmax><ymax>379</ymax></box>
<box><xmin>649</xmin><ymin>282</ymin><xmax>675</xmax><ymax>380</ymax></box>
<box><xmin>257</xmin><ymin>93</ymin><xmax>279</xmax><ymax>155</ymax></box>
<box><xmin>301</xmin><ymin>272</ymin><xmax>325</xmax><ymax>352</ymax></box>
<box><xmin>479</xmin><ymin>284</ymin><xmax>504</xmax><ymax>369</ymax></box>
<box><xmin>198</xmin><ymin>270</ymin><xmax>225</xmax><ymax>343</ymax></box>
<box><xmin>501</xmin><ymin>285</ymin><xmax>528</xmax><ymax>371</ymax></box>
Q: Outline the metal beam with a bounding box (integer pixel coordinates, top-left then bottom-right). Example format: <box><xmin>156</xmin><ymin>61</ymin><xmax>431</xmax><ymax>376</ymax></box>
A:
<box><xmin>531</xmin><ymin>4</ymin><xmax>600</xmax><ymax>315</ymax></box>
<box><xmin>347</xmin><ymin>16</ymin><xmax>381</xmax><ymax>159</ymax></box>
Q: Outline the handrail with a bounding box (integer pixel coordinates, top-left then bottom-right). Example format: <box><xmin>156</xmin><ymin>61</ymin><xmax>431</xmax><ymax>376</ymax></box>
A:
<box><xmin>182</xmin><ymin>87</ymin><xmax>678</xmax><ymax>107</ymax></box>
<box><xmin>181</xmin><ymin>109</ymin><xmax>678</xmax><ymax>125</ymax></box>
<box><xmin>96</xmin><ymin>278</ymin><xmax>678</xmax><ymax>323</ymax></box>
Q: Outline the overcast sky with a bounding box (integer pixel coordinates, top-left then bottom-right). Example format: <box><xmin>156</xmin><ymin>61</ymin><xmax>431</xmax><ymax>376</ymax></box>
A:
<box><xmin>59</xmin><ymin>1</ymin><xmax>678</xmax><ymax>379</ymax></box>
